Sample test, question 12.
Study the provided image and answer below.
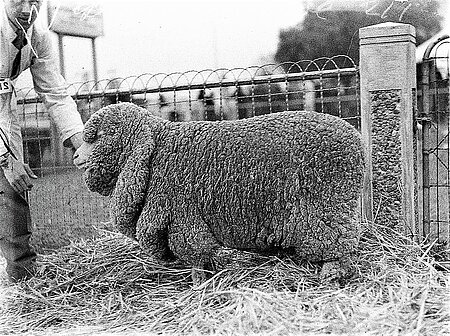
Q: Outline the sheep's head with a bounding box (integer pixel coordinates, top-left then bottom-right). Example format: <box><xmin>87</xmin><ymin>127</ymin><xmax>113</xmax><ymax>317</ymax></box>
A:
<box><xmin>74</xmin><ymin>103</ymin><xmax>154</xmax><ymax>196</ymax></box>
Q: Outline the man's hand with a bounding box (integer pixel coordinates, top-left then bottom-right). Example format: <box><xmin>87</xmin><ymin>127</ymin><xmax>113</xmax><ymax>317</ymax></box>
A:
<box><xmin>69</xmin><ymin>132</ymin><xmax>84</xmax><ymax>151</ymax></box>
<box><xmin>2</xmin><ymin>158</ymin><xmax>38</xmax><ymax>194</ymax></box>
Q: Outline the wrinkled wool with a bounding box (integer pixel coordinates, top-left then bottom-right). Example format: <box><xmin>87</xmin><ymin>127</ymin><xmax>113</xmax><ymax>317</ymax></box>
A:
<box><xmin>82</xmin><ymin>103</ymin><xmax>365</xmax><ymax>278</ymax></box>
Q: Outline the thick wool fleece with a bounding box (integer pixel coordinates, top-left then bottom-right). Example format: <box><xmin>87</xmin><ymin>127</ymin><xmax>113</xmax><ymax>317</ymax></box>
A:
<box><xmin>82</xmin><ymin>103</ymin><xmax>365</xmax><ymax>276</ymax></box>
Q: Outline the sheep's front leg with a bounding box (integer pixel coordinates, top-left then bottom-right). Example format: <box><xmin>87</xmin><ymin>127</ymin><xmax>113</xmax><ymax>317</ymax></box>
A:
<box><xmin>210</xmin><ymin>246</ymin><xmax>258</xmax><ymax>271</ymax></box>
<box><xmin>168</xmin><ymin>210</ymin><xmax>221</xmax><ymax>287</ymax></box>
<box><xmin>136</xmin><ymin>199</ymin><xmax>175</xmax><ymax>264</ymax></box>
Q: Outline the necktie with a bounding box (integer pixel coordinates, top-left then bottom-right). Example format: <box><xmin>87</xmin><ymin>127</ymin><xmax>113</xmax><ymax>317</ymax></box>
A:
<box><xmin>11</xmin><ymin>30</ymin><xmax>28</xmax><ymax>79</ymax></box>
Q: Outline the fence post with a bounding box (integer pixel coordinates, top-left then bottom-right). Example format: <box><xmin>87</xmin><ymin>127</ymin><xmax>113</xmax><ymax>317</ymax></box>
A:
<box><xmin>359</xmin><ymin>22</ymin><xmax>417</xmax><ymax>237</ymax></box>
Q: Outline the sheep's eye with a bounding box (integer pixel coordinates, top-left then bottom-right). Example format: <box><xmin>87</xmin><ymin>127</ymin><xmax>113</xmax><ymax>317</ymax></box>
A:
<box><xmin>96</xmin><ymin>130</ymin><xmax>105</xmax><ymax>140</ymax></box>
<box><xmin>86</xmin><ymin>129</ymin><xmax>104</xmax><ymax>144</ymax></box>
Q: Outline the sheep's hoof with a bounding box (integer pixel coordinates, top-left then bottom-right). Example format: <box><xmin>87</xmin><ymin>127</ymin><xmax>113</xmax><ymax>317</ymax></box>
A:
<box><xmin>191</xmin><ymin>267</ymin><xmax>208</xmax><ymax>287</ymax></box>
<box><xmin>160</xmin><ymin>259</ymin><xmax>183</xmax><ymax>268</ymax></box>
<box><xmin>146</xmin><ymin>248</ymin><xmax>177</xmax><ymax>266</ymax></box>
<box><xmin>319</xmin><ymin>261</ymin><xmax>340</xmax><ymax>283</ymax></box>
<box><xmin>212</xmin><ymin>247</ymin><xmax>256</xmax><ymax>270</ymax></box>
<box><xmin>319</xmin><ymin>258</ymin><xmax>354</xmax><ymax>287</ymax></box>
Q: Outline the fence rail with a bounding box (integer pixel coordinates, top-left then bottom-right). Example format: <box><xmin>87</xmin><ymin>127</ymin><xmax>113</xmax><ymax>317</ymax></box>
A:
<box><xmin>18</xmin><ymin>68</ymin><xmax>359</xmax><ymax>103</ymax></box>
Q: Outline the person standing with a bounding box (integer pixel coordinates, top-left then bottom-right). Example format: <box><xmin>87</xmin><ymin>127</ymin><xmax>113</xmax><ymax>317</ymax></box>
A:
<box><xmin>0</xmin><ymin>0</ymin><xmax>84</xmax><ymax>282</ymax></box>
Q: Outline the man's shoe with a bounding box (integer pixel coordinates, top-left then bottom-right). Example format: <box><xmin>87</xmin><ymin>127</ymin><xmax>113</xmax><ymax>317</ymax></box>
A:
<box><xmin>1</xmin><ymin>233</ymin><xmax>37</xmax><ymax>283</ymax></box>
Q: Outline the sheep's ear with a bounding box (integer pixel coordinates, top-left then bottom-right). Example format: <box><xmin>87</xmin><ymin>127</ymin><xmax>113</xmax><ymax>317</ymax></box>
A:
<box><xmin>110</xmin><ymin>128</ymin><xmax>155</xmax><ymax>239</ymax></box>
<box><xmin>84</xmin><ymin>106</ymin><xmax>110</xmax><ymax>142</ymax></box>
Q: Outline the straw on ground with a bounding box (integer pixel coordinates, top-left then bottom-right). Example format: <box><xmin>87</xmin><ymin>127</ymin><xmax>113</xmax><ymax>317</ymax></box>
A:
<box><xmin>0</xmin><ymin>221</ymin><xmax>448</xmax><ymax>336</ymax></box>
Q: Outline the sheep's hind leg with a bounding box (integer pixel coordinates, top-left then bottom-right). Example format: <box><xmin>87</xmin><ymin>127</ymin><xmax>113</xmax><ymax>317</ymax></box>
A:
<box><xmin>319</xmin><ymin>255</ymin><xmax>355</xmax><ymax>286</ymax></box>
<box><xmin>320</xmin><ymin>260</ymin><xmax>343</xmax><ymax>283</ymax></box>
<box><xmin>287</xmin><ymin>203</ymin><xmax>358</xmax><ymax>286</ymax></box>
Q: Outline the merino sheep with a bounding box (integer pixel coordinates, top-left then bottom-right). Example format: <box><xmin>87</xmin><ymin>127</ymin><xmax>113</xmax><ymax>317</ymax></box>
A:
<box><xmin>74</xmin><ymin>102</ymin><xmax>365</xmax><ymax>284</ymax></box>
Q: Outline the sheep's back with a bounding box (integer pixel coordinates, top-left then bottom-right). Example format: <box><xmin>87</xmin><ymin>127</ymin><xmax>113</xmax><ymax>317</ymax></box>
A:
<box><xmin>150</xmin><ymin>110</ymin><xmax>364</xmax><ymax>250</ymax></box>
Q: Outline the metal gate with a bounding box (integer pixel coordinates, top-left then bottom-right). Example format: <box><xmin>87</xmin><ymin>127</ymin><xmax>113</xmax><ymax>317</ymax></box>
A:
<box><xmin>417</xmin><ymin>35</ymin><xmax>450</xmax><ymax>259</ymax></box>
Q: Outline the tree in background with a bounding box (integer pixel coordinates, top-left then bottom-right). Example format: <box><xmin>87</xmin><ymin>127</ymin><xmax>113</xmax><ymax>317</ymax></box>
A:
<box><xmin>275</xmin><ymin>0</ymin><xmax>443</xmax><ymax>66</ymax></box>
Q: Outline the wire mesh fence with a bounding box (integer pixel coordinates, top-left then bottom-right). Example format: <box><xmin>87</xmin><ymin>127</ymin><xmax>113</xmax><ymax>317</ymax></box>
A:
<box><xmin>16</xmin><ymin>56</ymin><xmax>360</xmax><ymax>250</ymax></box>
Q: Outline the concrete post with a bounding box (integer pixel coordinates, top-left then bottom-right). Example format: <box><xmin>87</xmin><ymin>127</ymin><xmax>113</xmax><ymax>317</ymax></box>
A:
<box><xmin>359</xmin><ymin>22</ymin><xmax>417</xmax><ymax>237</ymax></box>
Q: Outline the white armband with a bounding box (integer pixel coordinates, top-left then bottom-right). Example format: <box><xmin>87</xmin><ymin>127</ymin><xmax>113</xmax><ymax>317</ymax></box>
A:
<box><xmin>0</xmin><ymin>78</ymin><xmax>13</xmax><ymax>94</ymax></box>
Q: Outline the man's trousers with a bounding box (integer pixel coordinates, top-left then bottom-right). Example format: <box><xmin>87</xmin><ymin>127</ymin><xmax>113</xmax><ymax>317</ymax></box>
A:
<box><xmin>0</xmin><ymin>170</ymin><xmax>36</xmax><ymax>281</ymax></box>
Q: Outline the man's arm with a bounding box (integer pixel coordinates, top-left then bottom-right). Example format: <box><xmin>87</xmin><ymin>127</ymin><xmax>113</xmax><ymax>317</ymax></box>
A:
<box><xmin>29</xmin><ymin>29</ymin><xmax>84</xmax><ymax>150</ymax></box>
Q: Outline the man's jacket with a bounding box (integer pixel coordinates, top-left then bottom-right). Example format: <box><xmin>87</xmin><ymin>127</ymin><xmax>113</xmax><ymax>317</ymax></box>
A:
<box><xmin>0</xmin><ymin>4</ymin><xmax>84</xmax><ymax>160</ymax></box>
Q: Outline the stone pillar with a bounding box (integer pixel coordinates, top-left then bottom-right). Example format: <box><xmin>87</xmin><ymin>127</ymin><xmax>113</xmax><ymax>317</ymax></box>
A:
<box><xmin>359</xmin><ymin>22</ymin><xmax>417</xmax><ymax>237</ymax></box>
